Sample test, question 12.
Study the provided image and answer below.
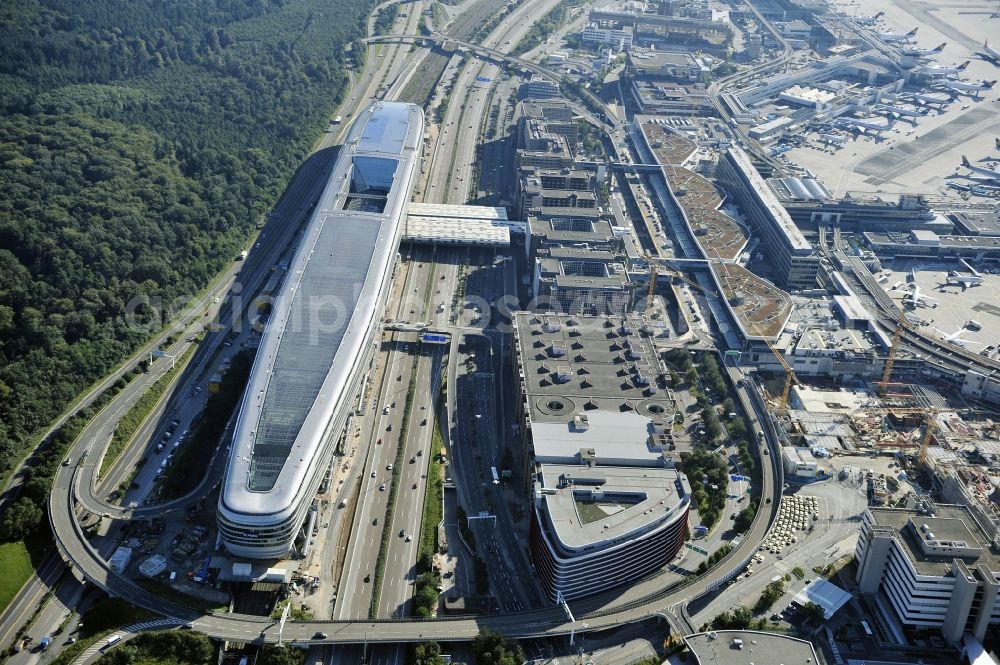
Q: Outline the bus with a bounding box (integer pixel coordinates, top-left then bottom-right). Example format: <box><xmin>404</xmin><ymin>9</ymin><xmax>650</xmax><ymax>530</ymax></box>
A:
<box><xmin>860</xmin><ymin>620</ymin><xmax>873</xmax><ymax>637</ymax></box>
<box><xmin>490</xmin><ymin>466</ymin><xmax>500</xmax><ymax>485</ymax></box>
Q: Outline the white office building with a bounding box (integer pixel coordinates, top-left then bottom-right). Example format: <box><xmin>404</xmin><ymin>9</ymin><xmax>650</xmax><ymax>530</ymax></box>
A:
<box><xmin>581</xmin><ymin>23</ymin><xmax>634</xmax><ymax>50</ymax></box>
<box><xmin>855</xmin><ymin>505</ymin><xmax>1000</xmax><ymax>642</ymax></box>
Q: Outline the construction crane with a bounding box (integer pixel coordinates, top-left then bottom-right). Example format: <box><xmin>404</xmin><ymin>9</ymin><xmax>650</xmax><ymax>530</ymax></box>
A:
<box><xmin>877</xmin><ymin>309</ymin><xmax>908</xmax><ymax>395</ymax></box>
<box><xmin>642</xmin><ymin>253</ymin><xmax>718</xmax><ymax>316</ymax></box>
<box><xmin>752</xmin><ymin>323</ymin><xmax>798</xmax><ymax>416</ymax></box>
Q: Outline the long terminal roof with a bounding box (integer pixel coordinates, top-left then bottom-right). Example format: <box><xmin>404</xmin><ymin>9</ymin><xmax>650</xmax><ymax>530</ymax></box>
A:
<box><xmin>221</xmin><ymin>102</ymin><xmax>424</xmax><ymax>517</ymax></box>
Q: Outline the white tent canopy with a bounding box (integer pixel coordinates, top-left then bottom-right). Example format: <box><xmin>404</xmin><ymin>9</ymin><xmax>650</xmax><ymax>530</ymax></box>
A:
<box><xmin>792</xmin><ymin>578</ymin><xmax>851</xmax><ymax>619</ymax></box>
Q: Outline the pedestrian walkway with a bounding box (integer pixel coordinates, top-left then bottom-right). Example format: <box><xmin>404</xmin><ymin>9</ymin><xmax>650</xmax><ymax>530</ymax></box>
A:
<box><xmin>72</xmin><ymin>619</ymin><xmax>180</xmax><ymax>665</ymax></box>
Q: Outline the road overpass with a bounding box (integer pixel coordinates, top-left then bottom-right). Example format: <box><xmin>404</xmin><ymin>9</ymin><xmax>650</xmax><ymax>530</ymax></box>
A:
<box><xmin>364</xmin><ymin>33</ymin><xmax>617</xmax><ymax>128</ymax></box>
<box><xmin>49</xmin><ymin>355</ymin><xmax>782</xmax><ymax>645</ymax></box>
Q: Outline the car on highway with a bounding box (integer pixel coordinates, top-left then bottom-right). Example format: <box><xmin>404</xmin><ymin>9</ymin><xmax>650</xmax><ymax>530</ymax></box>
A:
<box><xmin>364</xmin><ymin>574</ymin><xmax>371</xmax><ymax>582</ymax></box>
<box><xmin>379</xmin><ymin>484</ymin><xmax>386</xmax><ymax>491</ymax></box>
<box><xmin>404</xmin><ymin>534</ymin><xmax>412</xmax><ymax>542</ymax></box>
<box><xmin>62</xmin><ymin>458</ymin><xmax>71</xmax><ymax>466</ymax></box>
<box><xmin>412</xmin><ymin>482</ymin><xmax>418</xmax><ymax>489</ymax></box>
<box><xmin>371</xmin><ymin>471</ymin><xmax>376</xmax><ymax>478</ymax></box>
<box><xmin>313</xmin><ymin>632</ymin><xmax>327</xmax><ymax>640</ymax></box>
<box><xmin>387</xmin><ymin>424</ymin><xmax>392</xmax><ymax>431</ymax></box>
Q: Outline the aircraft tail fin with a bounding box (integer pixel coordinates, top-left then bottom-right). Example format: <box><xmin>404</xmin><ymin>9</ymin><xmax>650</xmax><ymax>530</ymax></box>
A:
<box><xmin>907</xmin><ymin>28</ymin><xmax>918</xmax><ymax>36</ymax></box>
<box><xmin>934</xmin><ymin>43</ymin><xmax>946</xmax><ymax>52</ymax></box>
<box><xmin>958</xmin><ymin>61</ymin><xmax>971</xmax><ymax>70</ymax></box>
<box><xmin>962</xmin><ymin>155</ymin><xmax>972</xmax><ymax>167</ymax></box>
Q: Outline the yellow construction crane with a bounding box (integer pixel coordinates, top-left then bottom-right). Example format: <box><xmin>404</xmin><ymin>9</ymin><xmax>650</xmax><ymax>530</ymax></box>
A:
<box><xmin>642</xmin><ymin>253</ymin><xmax>797</xmax><ymax>412</ymax></box>
<box><xmin>646</xmin><ymin>263</ymin><xmax>658</xmax><ymax>316</ymax></box>
<box><xmin>754</xmin><ymin>324</ymin><xmax>798</xmax><ymax>416</ymax></box>
<box><xmin>877</xmin><ymin>309</ymin><xmax>908</xmax><ymax>395</ymax></box>
<box><xmin>642</xmin><ymin>252</ymin><xmax>718</xmax><ymax>307</ymax></box>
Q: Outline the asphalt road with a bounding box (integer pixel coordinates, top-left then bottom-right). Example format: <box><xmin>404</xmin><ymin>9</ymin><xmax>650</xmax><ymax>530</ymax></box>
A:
<box><xmin>39</xmin><ymin>0</ymin><xmax>792</xmax><ymax>654</ymax></box>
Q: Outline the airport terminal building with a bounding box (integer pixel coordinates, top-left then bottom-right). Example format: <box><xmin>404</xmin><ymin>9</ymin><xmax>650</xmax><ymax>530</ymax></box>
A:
<box><xmin>217</xmin><ymin>102</ymin><xmax>424</xmax><ymax>559</ymax></box>
<box><xmin>716</xmin><ymin>145</ymin><xmax>820</xmax><ymax>290</ymax></box>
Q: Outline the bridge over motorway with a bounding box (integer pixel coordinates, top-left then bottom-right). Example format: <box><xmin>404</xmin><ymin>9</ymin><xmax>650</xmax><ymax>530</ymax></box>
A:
<box><xmin>49</xmin><ymin>337</ymin><xmax>783</xmax><ymax>645</ymax></box>
<box><xmin>364</xmin><ymin>33</ymin><xmax>617</xmax><ymax>128</ymax></box>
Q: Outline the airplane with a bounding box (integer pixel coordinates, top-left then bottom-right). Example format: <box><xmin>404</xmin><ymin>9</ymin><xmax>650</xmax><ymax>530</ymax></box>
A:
<box><xmin>818</xmin><ymin>133</ymin><xmax>848</xmax><ymax>146</ymax></box>
<box><xmin>909</xmin><ymin>92</ymin><xmax>952</xmax><ymax>106</ymax></box>
<box><xmin>854</xmin><ymin>11</ymin><xmax>884</xmax><ymax>26</ymax></box>
<box><xmin>976</xmin><ymin>39</ymin><xmax>1000</xmax><ymax>64</ymax></box>
<box><xmin>903</xmin><ymin>282</ymin><xmax>938</xmax><ymax>308</ymax></box>
<box><xmin>878</xmin><ymin>28</ymin><xmax>918</xmax><ymax>43</ymax></box>
<box><xmin>935</xmin><ymin>326</ymin><xmax>970</xmax><ymax>343</ymax></box>
<box><xmin>917</xmin><ymin>61</ymin><xmax>971</xmax><ymax>77</ymax></box>
<box><xmin>875</xmin><ymin>104</ymin><xmax>923</xmax><ymax>118</ymax></box>
<box><xmin>944</xmin><ymin>79</ymin><xmax>998</xmax><ymax>97</ymax></box>
<box><xmin>960</xmin><ymin>155</ymin><xmax>1000</xmax><ymax>183</ymax></box>
<box><xmin>834</xmin><ymin>115</ymin><xmax>895</xmax><ymax>133</ymax></box>
<box><xmin>902</xmin><ymin>43</ymin><xmax>946</xmax><ymax>57</ymax></box>
<box><xmin>946</xmin><ymin>271</ymin><xmax>983</xmax><ymax>287</ymax></box>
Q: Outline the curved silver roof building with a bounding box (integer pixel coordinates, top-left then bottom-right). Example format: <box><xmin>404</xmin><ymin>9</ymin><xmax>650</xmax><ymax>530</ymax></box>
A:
<box><xmin>218</xmin><ymin>102</ymin><xmax>424</xmax><ymax>558</ymax></box>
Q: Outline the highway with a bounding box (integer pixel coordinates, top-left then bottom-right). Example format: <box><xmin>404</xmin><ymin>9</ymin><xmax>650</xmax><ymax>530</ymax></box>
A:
<box><xmin>34</xmin><ymin>0</ymin><xmax>794</xmax><ymax>656</ymax></box>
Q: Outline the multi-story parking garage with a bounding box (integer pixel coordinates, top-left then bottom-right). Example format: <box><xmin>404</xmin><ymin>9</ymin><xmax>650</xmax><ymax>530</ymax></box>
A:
<box><xmin>513</xmin><ymin>311</ymin><xmax>693</xmax><ymax>600</ymax></box>
<box><xmin>530</xmin><ymin>464</ymin><xmax>691</xmax><ymax>601</ymax></box>
<box><xmin>217</xmin><ymin>102</ymin><xmax>424</xmax><ymax>559</ymax></box>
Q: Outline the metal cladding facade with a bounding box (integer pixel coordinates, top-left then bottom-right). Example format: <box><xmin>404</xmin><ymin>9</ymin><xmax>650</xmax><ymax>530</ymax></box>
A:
<box><xmin>218</xmin><ymin>102</ymin><xmax>424</xmax><ymax>559</ymax></box>
<box><xmin>529</xmin><ymin>490</ymin><xmax>690</xmax><ymax>601</ymax></box>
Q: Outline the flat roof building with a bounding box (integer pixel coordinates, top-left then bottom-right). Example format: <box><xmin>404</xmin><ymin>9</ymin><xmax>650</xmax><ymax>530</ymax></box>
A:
<box><xmin>863</xmin><ymin>230</ymin><xmax>1000</xmax><ymax>261</ymax></box>
<box><xmin>582</xmin><ymin>22</ymin><xmax>634</xmax><ymax>49</ymax></box>
<box><xmin>683</xmin><ymin>630</ymin><xmax>819</xmax><ymax>665</ymax></box>
<box><xmin>629</xmin><ymin>80</ymin><xmax>714</xmax><ymax>116</ymax></box>
<box><xmin>855</xmin><ymin>505</ymin><xmax>1000</xmax><ymax>642</ymax></box>
<box><xmin>717</xmin><ymin>145</ymin><xmax>820</xmax><ymax>290</ymax></box>
<box><xmin>774</xmin><ymin>192</ymin><xmax>953</xmax><ymax>235</ymax></box>
<box><xmin>514</xmin><ymin>312</ymin><xmax>691</xmax><ymax>600</ymax></box>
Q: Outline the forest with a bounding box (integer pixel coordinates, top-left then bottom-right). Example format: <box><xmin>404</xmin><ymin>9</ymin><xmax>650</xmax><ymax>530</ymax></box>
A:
<box><xmin>0</xmin><ymin>0</ymin><xmax>372</xmax><ymax>484</ymax></box>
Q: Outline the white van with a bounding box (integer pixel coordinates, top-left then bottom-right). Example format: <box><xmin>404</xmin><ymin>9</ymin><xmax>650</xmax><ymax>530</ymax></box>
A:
<box><xmin>102</xmin><ymin>635</ymin><xmax>122</xmax><ymax>650</ymax></box>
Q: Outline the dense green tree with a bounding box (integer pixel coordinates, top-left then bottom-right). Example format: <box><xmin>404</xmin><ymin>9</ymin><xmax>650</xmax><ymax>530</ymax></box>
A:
<box><xmin>799</xmin><ymin>601</ymin><xmax>825</xmax><ymax>624</ymax></box>
<box><xmin>411</xmin><ymin>641</ymin><xmax>447</xmax><ymax>665</ymax></box>
<box><xmin>257</xmin><ymin>645</ymin><xmax>306</xmax><ymax>665</ymax></box>
<box><xmin>472</xmin><ymin>628</ymin><xmax>523</xmax><ymax>665</ymax></box>
<box><xmin>0</xmin><ymin>497</ymin><xmax>43</xmax><ymax>540</ymax></box>
<box><xmin>94</xmin><ymin>631</ymin><xmax>215</xmax><ymax>665</ymax></box>
<box><xmin>754</xmin><ymin>580</ymin><xmax>785</xmax><ymax>613</ymax></box>
<box><xmin>0</xmin><ymin>0</ymin><xmax>374</xmax><ymax>527</ymax></box>
<box><xmin>733</xmin><ymin>505</ymin><xmax>755</xmax><ymax>532</ymax></box>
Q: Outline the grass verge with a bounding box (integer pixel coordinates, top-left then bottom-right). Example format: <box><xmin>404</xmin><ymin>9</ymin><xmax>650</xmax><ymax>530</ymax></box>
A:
<box><xmin>100</xmin><ymin>344</ymin><xmax>197</xmax><ymax>476</ymax></box>
<box><xmin>0</xmin><ymin>540</ymin><xmax>33</xmax><ymax>614</ymax></box>
<box><xmin>416</xmin><ymin>419</ymin><xmax>444</xmax><ymax>572</ymax></box>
